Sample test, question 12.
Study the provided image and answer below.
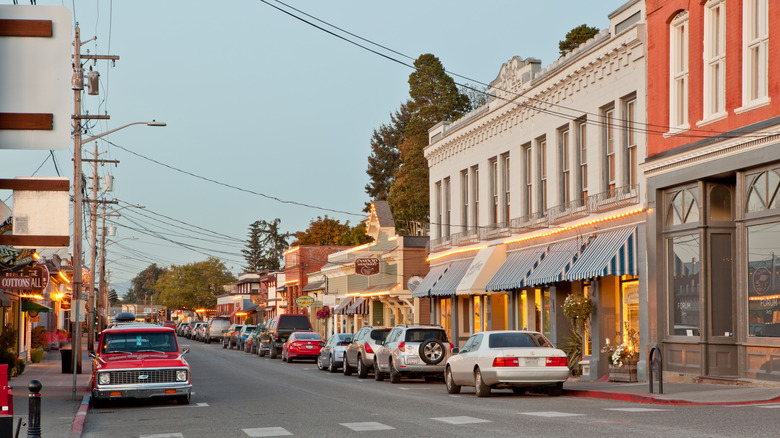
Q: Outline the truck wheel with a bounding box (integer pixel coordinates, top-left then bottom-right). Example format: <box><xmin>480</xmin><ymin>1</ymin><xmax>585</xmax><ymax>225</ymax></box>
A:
<box><xmin>259</xmin><ymin>345</ymin><xmax>266</xmax><ymax>357</ymax></box>
<box><xmin>222</xmin><ymin>339</ymin><xmax>227</xmax><ymax>349</ymax></box>
<box><xmin>270</xmin><ymin>347</ymin><xmax>278</xmax><ymax>359</ymax></box>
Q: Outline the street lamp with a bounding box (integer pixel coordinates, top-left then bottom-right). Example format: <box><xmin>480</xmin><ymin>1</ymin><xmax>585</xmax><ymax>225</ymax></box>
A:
<box><xmin>71</xmin><ymin>120</ymin><xmax>164</xmax><ymax>392</ymax></box>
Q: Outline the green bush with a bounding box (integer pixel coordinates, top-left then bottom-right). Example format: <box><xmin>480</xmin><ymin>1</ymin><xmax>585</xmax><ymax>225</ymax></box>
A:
<box><xmin>31</xmin><ymin>326</ymin><xmax>47</xmax><ymax>349</ymax></box>
<box><xmin>15</xmin><ymin>358</ymin><xmax>25</xmax><ymax>376</ymax></box>
<box><xmin>0</xmin><ymin>349</ymin><xmax>15</xmax><ymax>377</ymax></box>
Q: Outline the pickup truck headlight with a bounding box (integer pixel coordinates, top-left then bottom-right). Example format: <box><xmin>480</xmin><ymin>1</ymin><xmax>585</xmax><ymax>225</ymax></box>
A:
<box><xmin>176</xmin><ymin>370</ymin><xmax>188</xmax><ymax>382</ymax></box>
<box><xmin>98</xmin><ymin>372</ymin><xmax>110</xmax><ymax>385</ymax></box>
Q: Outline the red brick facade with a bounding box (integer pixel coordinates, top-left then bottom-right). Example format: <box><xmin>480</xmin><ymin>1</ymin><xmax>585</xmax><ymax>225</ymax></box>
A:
<box><xmin>284</xmin><ymin>245</ymin><xmax>349</xmax><ymax>314</ymax></box>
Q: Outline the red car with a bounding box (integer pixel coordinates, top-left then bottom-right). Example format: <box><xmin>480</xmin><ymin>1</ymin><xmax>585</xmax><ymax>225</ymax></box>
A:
<box><xmin>90</xmin><ymin>322</ymin><xmax>191</xmax><ymax>407</ymax></box>
<box><xmin>282</xmin><ymin>331</ymin><xmax>323</xmax><ymax>363</ymax></box>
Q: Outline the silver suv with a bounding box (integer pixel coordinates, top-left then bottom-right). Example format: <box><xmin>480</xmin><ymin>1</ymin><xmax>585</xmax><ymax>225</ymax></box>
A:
<box><xmin>373</xmin><ymin>324</ymin><xmax>452</xmax><ymax>384</ymax></box>
<box><xmin>343</xmin><ymin>326</ymin><xmax>391</xmax><ymax>378</ymax></box>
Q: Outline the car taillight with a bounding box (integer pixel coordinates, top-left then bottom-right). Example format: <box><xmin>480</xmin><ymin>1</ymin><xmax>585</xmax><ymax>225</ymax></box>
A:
<box><xmin>449</xmin><ymin>342</ymin><xmax>454</xmax><ymax>351</ymax></box>
<box><xmin>492</xmin><ymin>357</ymin><xmax>519</xmax><ymax>367</ymax></box>
<box><xmin>398</xmin><ymin>342</ymin><xmax>405</xmax><ymax>350</ymax></box>
<box><xmin>364</xmin><ymin>344</ymin><xmax>374</xmax><ymax>354</ymax></box>
<box><xmin>546</xmin><ymin>356</ymin><xmax>567</xmax><ymax>367</ymax></box>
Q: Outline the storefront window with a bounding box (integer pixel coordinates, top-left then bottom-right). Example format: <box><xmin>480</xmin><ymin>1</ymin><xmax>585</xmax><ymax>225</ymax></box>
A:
<box><xmin>583</xmin><ymin>284</ymin><xmax>592</xmax><ymax>356</ymax></box>
<box><xmin>747</xmin><ymin>222</ymin><xmax>780</xmax><ymax>337</ymax></box>
<box><xmin>535</xmin><ymin>288</ymin><xmax>551</xmax><ymax>339</ymax></box>
<box><xmin>473</xmin><ymin>296</ymin><xmax>481</xmax><ymax>333</ymax></box>
<box><xmin>440</xmin><ymin>298</ymin><xmax>452</xmax><ymax>341</ymax></box>
<box><xmin>519</xmin><ymin>291</ymin><xmax>528</xmax><ymax>330</ymax></box>
<box><xmin>622</xmin><ymin>279</ymin><xmax>639</xmax><ymax>344</ymax></box>
<box><xmin>671</xmin><ymin>234</ymin><xmax>701</xmax><ymax>336</ymax></box>
<box><xmin>491</xmin><ymin>294</ymin><xmax>508</xmax><ymax>330</ymax></box>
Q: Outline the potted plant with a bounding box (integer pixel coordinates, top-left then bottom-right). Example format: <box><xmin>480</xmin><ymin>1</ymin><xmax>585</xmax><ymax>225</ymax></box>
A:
<box><xmin>561</xmin><ymin>293</ymin><xmax>593</xmax><ymax>376</ymax></box>
<box><xmin>601</xmin><ymin>326</ymin><xmax>639</xmax><ymax>382</ymax></box>
<box><xmin>30</xmin><ymin>326</ymin><xmax>47</xmax><ymax>363</ymax></box>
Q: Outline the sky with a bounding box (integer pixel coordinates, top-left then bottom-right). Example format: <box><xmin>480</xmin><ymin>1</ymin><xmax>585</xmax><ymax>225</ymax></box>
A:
<box><xmin>0</xmin><ymin>0</ymin><xmax>615</xmax><ymax>289</ymax></box>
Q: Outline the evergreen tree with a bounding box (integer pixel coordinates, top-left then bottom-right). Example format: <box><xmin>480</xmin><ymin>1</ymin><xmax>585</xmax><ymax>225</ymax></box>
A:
<box><xmin>257</xmin><ymin>218</ymin><xmax>291</xmax><ymax>270</ymax></box>
<box><xmin>388</xmin><ymin>54</ymin><xmax>470</xmax><ymax>234</ymax></box>
<box><xmin>559</xmin><ymin>24</ymin><xmax>600</xmax><ymax>57</ymax></box>
<box><xmin>242</xmin><ymin>221</ymin><xmax>265</xmax><ymax>272</ymax></box>
<box><xmin>364</xmin><ymin>103</ymin><xmax>410</xmax><ymax>211</ymax></box>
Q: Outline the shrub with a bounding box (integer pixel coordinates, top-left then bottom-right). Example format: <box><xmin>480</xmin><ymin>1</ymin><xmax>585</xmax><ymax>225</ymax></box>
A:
<box><xmin>31</xmin><ymin>326</ymin><xmax>47</xmax><ymax>349</ymax></box>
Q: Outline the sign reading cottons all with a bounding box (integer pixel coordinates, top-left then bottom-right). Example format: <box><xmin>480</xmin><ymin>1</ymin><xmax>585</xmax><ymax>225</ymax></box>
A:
<box><xmin>355</xmin><ymin>257</ymin><xmax>379</xmax><ymax>276</ymax></box>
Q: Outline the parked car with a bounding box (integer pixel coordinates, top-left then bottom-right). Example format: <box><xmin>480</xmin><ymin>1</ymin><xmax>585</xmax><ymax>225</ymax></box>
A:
<box><xmin>193</xmin><ymin>322</ymin><xmax>208</xmax><ymax>342</ymax></box>
<box><xmin>161</xmin><ymin>320</ymin><xmax>176</xmax><ymax>329</ymax></box>
<box><xmin>90</xmin><ymin>322</ymin><xmax>191</xmax><ymax>408</ymax></box>
<box><xmin>222</xmin><ymin>324</ymin><xmax>243</xmax><ymax>349</ymax></box>
<box><xmin>237</xmin><ymin>325</ymin><xmax>257</xmax><ymax>350</ymax></box>
<box><xmin>317</xmin><ymin>333</ymin><xmax>353</xmax><ymax>373</ymax></box>
<box><xmin>343</xmin><ymin>326</ymin><xmax>391</xmax><ymax>378</ymax></box>
<box><xmin>259</xmin><ymin>314</ymin><xmax>313</xmax><ymax>359</ymax></box>
<box><xmin>206</xmin><ymin>317</ymin><xmax>231</xmax><ymax>344</ymax></box>
<box><xmin>247</xmin><ymin>323</ymin><xmax>268</xmax><ymax>354</ymax></box>
<box><xmin>374</xmin><ymin>324</ymin><xmax>452</xmax><ymax>384</ymax></box>
<box><xmin>282</xmin><ymin>331</ymin><xmax>322</xmax><ymax>363</ymax></box>
<box><xmin>183</xmin><ymin>321</ymin><xmax>198</xmax><ymax>339</ymax></box>
<box><xmin>444</xmin><ymin>330</ymin><xmax>569</xmax><ymax>397</ymax></box>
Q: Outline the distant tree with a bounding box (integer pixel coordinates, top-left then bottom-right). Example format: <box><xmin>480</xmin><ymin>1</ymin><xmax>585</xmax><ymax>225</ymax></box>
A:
<box><xmin>293</xmin><ymin>216</ymin><xmax>348</xmax><ymax>246</ymax></box>
<box><xmin>388</xmin><ymin>54</ymin><xmax>470</xmax><ymax>234</ymax></box>
<box><xmin>128</xmin><ymin>264</ymin><xmax>168</xmax><ymax>304</ymax></box>
<box><xmin>154</xmin><ymin>257</ymin><xmax>236</xmax><ymax>310</ymax></box>
<box><xmin>340</xmin><ymin>221</ymin><xmax>373</xmax><ymax>246</ymax></box>
<box><xmin>364</xmin><ymin>103</ymin><xmax>410</xmax><ymax>212</ymax></box>
<box><xmin>460</xmin><ymin>83</ymin><xmax>489</xmax><ymax>109</ymax></box>
<box><xmin>242</xmin><ymin>221</ymin><xmax>265</xmax><ymax>272</ymax></box>
<box><xmin>559</xmin><ymin>24</ymin><xmax>600</xmax><ymax>57</ymax></box>
<box><xmin>108</xmin><ymin>289</ymin><xmax>120</xmax><ymax>305</ymax></box>
<box><xmin>257</xmin><ymin>218</ymin><xmax>291</xmax><ymax>270</ymax></box>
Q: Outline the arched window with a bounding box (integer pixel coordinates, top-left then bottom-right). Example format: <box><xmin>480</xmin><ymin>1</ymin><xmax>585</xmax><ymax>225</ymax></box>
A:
<box><xmin>667</xmin><ymin>188</ymin><xmax>699</xmax><ymax>226</ymax></box>
<box><xmin>746</xmin><ymin>170</ymin><xmax>780</xmax><ymax>213</ymax></box>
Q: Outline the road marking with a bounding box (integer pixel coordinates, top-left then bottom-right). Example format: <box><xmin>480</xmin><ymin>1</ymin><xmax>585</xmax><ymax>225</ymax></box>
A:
<box><xmin>604</xmin><ymin>408</ymin><xmax>669</xmax><ymax>412</ymax></box>
<box><xmin>432</xmin><ymin>416</ymin><xmax>491</xmax><ymax>425</ymax></box>
<box><xmin>140</xmin><ymin>434</ymin><xmax>184</xmax><ymax>438</ymax></box>
<box><xmin>397</xmin><ymin>387</ymin><xmax>409</xmax><ymax>390</ymax></box>
<box><xmin>150</xmin><ymin>402</ymin><xmax>208</xmax><ymax>410</ymax></box>
<box><xmin>340</xmin><ymin>422</ymin><xmax>395</xmax><ymax>431</ymax></box>
<box><xmin>243</xmin><ymin>427</ymin><xmax>293</xmax><ymax>437</ymax></box>
<box><xmin>521</xmin><ymin>411</ymin><xmax>584</xmax><ymax>418</ymax></box>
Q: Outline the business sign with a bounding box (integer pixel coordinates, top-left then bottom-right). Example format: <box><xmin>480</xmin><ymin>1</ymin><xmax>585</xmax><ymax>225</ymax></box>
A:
<box><xmin>753</xmin><ymin>267</ymin><xmax>771</xmax><ymax>295</ymax></box>
<box><xmin>355</xmin><ymin>257</ymin><xmax>379</xmax><ymax>276</ymax></box>
<box><xmin>295</xmin><ymin>295</ymin><xmax>314</xmax><ymax>307</ymax></box>
<box><xmin>0</xmin><ymin>275</ymin><xmax>31</xmax><ymax>289</ymax></box>
<box><xmin>21</xmin><ymin>265</ymin><xmax>49</xmax><ymax>292</ymax></box>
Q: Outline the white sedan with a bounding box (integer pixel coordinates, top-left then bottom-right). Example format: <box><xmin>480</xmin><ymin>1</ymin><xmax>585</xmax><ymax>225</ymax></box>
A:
<box><xmin>444</xmin><ymin>330</ymin><xmax>569</xmax><ymax>397</ymax></box>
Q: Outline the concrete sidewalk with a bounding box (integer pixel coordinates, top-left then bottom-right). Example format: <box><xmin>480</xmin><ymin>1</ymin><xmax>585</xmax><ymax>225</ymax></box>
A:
<box><xmin>9</xmin><ymin>342</ymin><xmax>91</xmax><ymax>438</ymax></box>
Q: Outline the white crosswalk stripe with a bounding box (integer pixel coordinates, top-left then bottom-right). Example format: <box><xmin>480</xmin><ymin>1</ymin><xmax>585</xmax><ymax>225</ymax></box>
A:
<box><xmin>139</xmin><ymin>434</ymin><xmax>184</xmax><ymax>438</ymax></box>
<box><xmin>521</xmin><ymin>411</ymin><xmax>585</xmax><ymax>417</ymax></box>
<box><xmin>243</xmin><ymin>427</ymin><xmax>293</xmax><ymax>437</ymax></box>
<box><xmin>432</xmin><ymin>416</ymin><xmax>491</xmax><ymax>425</ymax></box>
<box><xmin>340</xmin><ymin>422</ymin><xmax>395</xmax><ymax>431</ymax></box>
<box><xmin>605</xmin><ymin>408</ymin><xmax>669</xmax><ymax>412</ymax></box>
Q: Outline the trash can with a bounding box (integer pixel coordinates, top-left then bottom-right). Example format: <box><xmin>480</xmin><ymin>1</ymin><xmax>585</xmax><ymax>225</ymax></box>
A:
<box><xmin>60</xmin><ymin>348</ymin><xmax>72</xmax><ymax>374</ymax></box>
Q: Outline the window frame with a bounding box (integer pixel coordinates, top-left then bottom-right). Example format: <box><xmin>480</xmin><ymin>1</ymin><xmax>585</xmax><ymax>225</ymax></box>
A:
<box><xmin>703</xmin><ymin>0</ymin><xmax>727</xmax><ymax>121</ymax></box>
<box><xmin>670</xmin><ymin>11</ymin><xmax>690</xmax><ymax>131</ymax></box>
<box><xmin>559</xmin><ymin>126</ymin><xmax>571</xmax><ymax>205</ymax></box>
<box><xmin>739</xmin><ymin>0</ymin><xmax>770</xmax><ymax>111</ymax></box>
<box><xmin>623</xmin><ymin>97</ymin><xmax>638</xmax><ymax>187</ymax></box>
<box><xmin>537</xmin><ymin>136</ymin><xmax>547</xmax><ymax>214</ymax></box>
<box><xmin>603</xmin><ymin>105</ymin><xmax>617</xmax><ymax>192</ymax></box>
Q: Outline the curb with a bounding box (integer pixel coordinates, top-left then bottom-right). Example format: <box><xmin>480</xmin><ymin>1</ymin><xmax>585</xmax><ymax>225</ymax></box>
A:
<box><xmin>564</xmin><ymin>389</ymin><xmax>780</xmax><ymax>406</ymax></box>
<box><xmin>70</xmin><ymin>395</ymin><xmax>89</xmax><ymax>438</ymax></box>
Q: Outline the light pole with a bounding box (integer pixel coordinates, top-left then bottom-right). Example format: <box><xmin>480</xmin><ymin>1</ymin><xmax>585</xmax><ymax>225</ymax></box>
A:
<box><xmin>71</xmin><ymin>121</ymin><xmax>163</xmax><ymax>392</ymax></box>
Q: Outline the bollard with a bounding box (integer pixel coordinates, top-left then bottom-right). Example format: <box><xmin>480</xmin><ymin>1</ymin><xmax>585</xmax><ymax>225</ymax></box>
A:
<box><xmin>27</xmin><ymin>380</ymin><xmax>42</xmax><ymax>438</ymax></box>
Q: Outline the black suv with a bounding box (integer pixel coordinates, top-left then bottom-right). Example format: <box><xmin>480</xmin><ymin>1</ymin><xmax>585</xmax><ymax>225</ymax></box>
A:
<box><xmin>258</xmin><ymin>314</ymin><xmax>313</xmax><ymax>359</ymax></box>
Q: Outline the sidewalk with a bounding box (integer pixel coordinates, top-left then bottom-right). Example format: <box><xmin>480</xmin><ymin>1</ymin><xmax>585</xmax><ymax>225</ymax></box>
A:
<box><xmin>9</xmin><ymin>341</ymin><xmax>91</xmax><ymax>438</ymax></box>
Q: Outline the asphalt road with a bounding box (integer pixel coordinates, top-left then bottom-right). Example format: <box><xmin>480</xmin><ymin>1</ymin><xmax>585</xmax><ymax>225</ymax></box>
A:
<box><xmin>82</xmin><ymin>338</ymin><xmax>778</xmax><ymax>438</ymax></box>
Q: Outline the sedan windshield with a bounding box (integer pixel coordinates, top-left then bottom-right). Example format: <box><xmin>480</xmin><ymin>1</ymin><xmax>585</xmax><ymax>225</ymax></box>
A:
<box><xmin>103</xmin><ymin>332</ymin><xmax>178</xmax><ymax>353</ymax></box>
<box><xmin>488</xmin><ymin>332</ymin><xmax>552</xmax><ymax>348</ymax></box>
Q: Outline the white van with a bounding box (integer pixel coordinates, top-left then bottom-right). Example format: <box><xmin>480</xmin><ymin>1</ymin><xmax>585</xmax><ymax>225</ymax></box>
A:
<box><xmin>206</xmin><ymin>317</ymin><xmax>231</xmax><ymax>344</ymax></box>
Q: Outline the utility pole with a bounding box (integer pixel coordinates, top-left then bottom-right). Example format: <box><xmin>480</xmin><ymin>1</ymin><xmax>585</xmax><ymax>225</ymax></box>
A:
<box><xmin>84</xmin><ymin>143</ymin><xmax>118</xmax><ymax>351</ymax></box>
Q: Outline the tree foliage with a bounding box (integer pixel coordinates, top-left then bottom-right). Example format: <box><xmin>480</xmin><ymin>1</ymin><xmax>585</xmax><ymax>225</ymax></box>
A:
<box><xmin>460</xmin><ymin>83</ymin><xmax>489</xmax><ymax>109</ymax></box>
<box><xmin>559</xmin><ymin>24</ymin><xmax>600</xmax><ymax>57</ymax></box>
<box><xmin>127</xmin><ymin>264</ymin><xmax>168</xmax><ymax>304</ymax></box>
<box><xmin>388</xmin><ymin>54</ymin><xmax>470</xmax><ymax>234</ymax></box>
<box><xmin>154</xmin><ymin>257</ymin><xmax>236</xmax><ymax>310</ymax></box>
<box><xmin>364</xmin><ymin>103</ymin><xmax>410</xmax><ymax>212</ymax></box>
<box><xmin>292</xmin><ymin>216</ymin><xmax>373</xmax><ymax>246</ymax></box>
<box><xmin>241</xmin><ymin>219</ymin><xmax>291</xmax><ymax>271</ymax></box>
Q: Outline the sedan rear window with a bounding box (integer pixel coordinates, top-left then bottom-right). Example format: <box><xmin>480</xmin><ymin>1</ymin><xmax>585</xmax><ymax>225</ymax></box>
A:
<box><xmin>295</xmin><ymin>333</ymin><xmax>321</xmax><ymax>340</ymax></box>
<box><xmin>103</xmin><ymin>332</ymin><xmax>178</xmax><ymax>353</ymax></box>
<box><xmin>405</xmin><ymin>329</ymin><xmax>447</xmax><ymax>343</ymax></box>
<box><xmin>488</xmin><ymin>332</ymin><xmax>552</xmax><ymax>348</ymax></box>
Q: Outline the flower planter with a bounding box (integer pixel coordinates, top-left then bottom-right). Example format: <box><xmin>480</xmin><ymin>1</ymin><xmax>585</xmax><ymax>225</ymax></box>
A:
<box><xmin>608</xmin><ymin>359</ymin><xmax>638</xmax><ymax>382</ymax></box>
<box><xmin>30</xmin><ymin>349</ymin><xmax>45</xmax><ymax>363</ymax></box>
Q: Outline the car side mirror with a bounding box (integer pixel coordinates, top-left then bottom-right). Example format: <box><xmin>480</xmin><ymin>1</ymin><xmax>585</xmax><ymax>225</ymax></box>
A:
<box><xmin>451</xmin><ymin>347</ymin><xmax>460</xmax><ymax>354</ymax></box>
<box><xmin>320</xmin><ymin>342</ymin><xmax>325</xmax><ymax>347</ymax></box>
<box><xmin>89</xmin><ymin>352</ymin><xmax>97</xmax><ymax>360</ymax></box>
<box><xmin>181</xmin><ymin>348</ymin><xmax>190</xmax><ymax>355</ymax></box>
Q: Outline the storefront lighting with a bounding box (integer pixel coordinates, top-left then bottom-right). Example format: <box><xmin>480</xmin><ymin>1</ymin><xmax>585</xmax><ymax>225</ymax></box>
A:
<box><xmin>428</xmin><ymin>245</ymin><xmax>488</xmax><ymax>262</ymax></box>
<box><xmin>58</xmin><ymin>271</ymin><xmax>71</xmax><ymax>283</ymax></box>
<box><xmin>20</xmin><ymin>293</ymin><xmax>45</xmax><ymax>299</ymax></box>
<box><xmin>284</xmin><ymin>246</ymin><xmax>300</xmax><ymax>255</ymax></box>
<box><xmin>32</xmin><ymin>252</ymin><xmax>40</xmax><ymax>260</ymax></box>
<box><xmin>235</xmin><ymin>312</ymin><xmax>248</xmax><ymax>317</ymax></box>
<box><xmin>749</xmin><ymin>294</ymin><xmax>780</xmax><ymax>301</ymax></box>
<box><xmin>346</xmin><ymin>291</ymin><xmax>391</xmax><ymax>297</ymax></box>
<box><xmin>284</xmin><ymin>279</ymin><xmax>299</xmax><ymax>285</ymax></box>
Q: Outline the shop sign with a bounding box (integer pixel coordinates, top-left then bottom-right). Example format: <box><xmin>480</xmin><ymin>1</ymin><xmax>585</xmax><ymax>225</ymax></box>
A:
<box><xmin>355</xmin><ymin>257</ymin><xmax>379</xmax><ymax>276</ymax></box>
<box><xmin>0</xmin><ymin>275</ymin><xmax>31</xmax><ymax>289</ymax></box>
<box><xmin>295</xmin><ymin>295</ymin><xmax>314</xmax><ymax>307</ymax></box>
<box><xmin>753</xmin><ymin>267</ymin><xmax>771</xmax><ymax>295</ymax></box>
<box><xmin>21</xmin><ymin>265</ymin><xmax>49</xmax><ymax>292</ymax></box>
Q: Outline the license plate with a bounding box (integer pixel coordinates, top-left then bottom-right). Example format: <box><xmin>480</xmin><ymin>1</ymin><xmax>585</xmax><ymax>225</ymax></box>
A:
<box><xmin>305</xmin><ymin>345</ymin><xmax>313</xmax><ymax>349</ymax></box>
<box><xmin>520</xmin><ymin>358</ymin><xmax>541</xmax><ymax>366</ymax></box>
<box><xmin>406</xmin><ymin>356</ymin><xmax>420</xmax><ymax>365</ymax></box>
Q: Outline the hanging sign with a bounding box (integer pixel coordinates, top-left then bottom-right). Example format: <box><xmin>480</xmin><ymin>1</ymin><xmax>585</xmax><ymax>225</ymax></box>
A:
<box><xmin>355</xmin><ymin>257</ymin><xmax>379</xmax><ymax>276</ymax></box>
<box><xmin>295</xmin><ymin>295</ymin><xmax>314</xmax><ymax>307</ymax></box>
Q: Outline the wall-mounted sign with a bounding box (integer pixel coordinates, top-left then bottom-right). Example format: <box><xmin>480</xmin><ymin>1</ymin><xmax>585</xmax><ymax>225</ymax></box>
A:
<box><xmin>0</xmin><ymin>275</ymin><xmax>31</xmax><ymax>289</ymax></box>
<box><xmin>295</xmin><ymin>295</ymin><xmax>314</xmax><ymax>307</ymax></box>
<box><xmin>21</xmin><ymin>264</ymin><xmax>49</xmax><ymax>292</ymax></box>
<box><xmin>355</xmin><ymin>257</ymin><xmax>379</xmax><ymax>276</ymax></box>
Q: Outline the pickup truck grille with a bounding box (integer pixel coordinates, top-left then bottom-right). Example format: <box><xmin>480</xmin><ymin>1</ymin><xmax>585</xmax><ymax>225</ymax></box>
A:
<box><xmin>108</xmin><ymin>369</ymin><xmax>181</xmax><ymax>385</ymax></box>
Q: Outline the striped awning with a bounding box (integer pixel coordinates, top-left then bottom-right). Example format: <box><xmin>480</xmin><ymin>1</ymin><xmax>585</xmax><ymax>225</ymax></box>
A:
<box><xmin>411</xmin><ymin>264</ymin><xmax>448</xmax><ymax>298</ymax></box>
<box><xmin>345</xmin><ymin>297</ymin><xmax>369</xmax><ymax>315</ymax></box>
<box><xmin>485</xmin><ymin>246</ymin><xmax>547</xmax><ymax>291</ymax></box>
<box><xmin>526</xmin><ymin>238</ymin><xmax>587</xmax><ymax>286</ymax></box>
<box><xmin>430</xmin><ymin>260</ymin><xmax>472</xmax><ymax>296</ymax></box>
<box><xmin>334</xmin><ymin>297</ymin><xmax>354</xmax><ymax>315</ymax></box>
<box><xmin>566</xmin><ymin>227</ymin><xmax>637</xmax><ymax>281</ymax></box>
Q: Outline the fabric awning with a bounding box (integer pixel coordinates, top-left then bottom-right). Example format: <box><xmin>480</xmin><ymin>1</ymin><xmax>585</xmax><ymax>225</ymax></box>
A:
<box><xmin>334</xmin><ymin>297</ymin><xmax>354</xmax><ymax>315</ymax></box>
<box><xmin>525</xmin><ymin>238</ymin><xmax>587</xmax><ymax>286</ymax></box>
<box><xmin>0</xmin><ymin>289</ymin><xmax>11</xmax><ymax>307</ymax></box>
<box><xmin>485</xmin><ymin>246</ymin><xmax>547</xmax><ymax>291</ymax></box>
<box><xmin>345</xmin><ymin>297</ymin><xmax>369</xmax><ymax>315</ymax></box>
<box><xmin>22</xmin><ymin>300</ymin><xmax>52</xmax><ymax>313</ymax></box>
<box><xmin>411</xmin><ymin>264</ymin><xmax>448</xmax><ymax>298</ymax></box>
<box><xmin>566</xmin><ymin>227</ymin><xmax>638</xmax><ymax>281</ymax></box>
<box><xmin>430</xmin><ymin>260</ymin><xmax>472</xmax><ymax>296</ymax></box>
<box><xmin>244</xmin><ymin>304</ymin><xmax>260</xmax><ymax>313</ymax></box>
<box><xmin>456</xmin><ymin>246</ymin><xmax>506</xmax><ymax>295</ymax></box>
<box><xmin>302</xmin><ymin>280</ymin><xmax>326</xmax><ymax>292</ymax></box>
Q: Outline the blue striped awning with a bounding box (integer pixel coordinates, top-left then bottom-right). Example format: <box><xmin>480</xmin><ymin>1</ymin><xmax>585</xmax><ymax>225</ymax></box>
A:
<box><xmin>566</xmin><ymin>227</ymin><xmax>637</xmax><ymax>281</ymax></box>
<box><xmin>345</xmin><ymin>297</ymin><xmax>369</xmax><ymax>315</ymax></box>
<box><xmin>485</xmin><ymin>247</ymin><xmax>547</xmax><ymax>291</ymax></box>
<box><xmin>411</xmin><ymin>264</ymin><xmax>448</xmax><ymax>298</ymax></box>
<box><xmin>430</xmin><ymin>260</ymin><xmax>472</xmax><ymax>296</ymax></box>
<box><xmin>526</xmin><ymin>238</ymin><xmax>587</xmax><ymax>286</ymax></box>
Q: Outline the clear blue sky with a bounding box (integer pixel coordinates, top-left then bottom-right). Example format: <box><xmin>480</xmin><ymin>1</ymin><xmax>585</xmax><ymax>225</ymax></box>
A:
<box><xmin>0</xmin><ymin>0</ymin><xmax>613</xmax><ymax>287</ymax></box>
